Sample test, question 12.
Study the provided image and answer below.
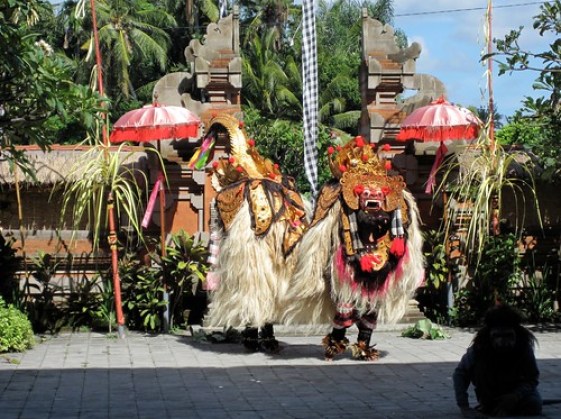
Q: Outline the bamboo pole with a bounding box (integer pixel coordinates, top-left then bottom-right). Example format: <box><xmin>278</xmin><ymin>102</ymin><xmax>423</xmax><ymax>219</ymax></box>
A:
<box><xmin>90</xmin><ymin>0</ymin><xmax>125</xmax><ymax>337</ymax></box>
<box><xmin>487</xmin><ymin>0</ymin><xmax>495</xmax><ymax>147</ymax></box>
<box><xmin>487</xmin><ymin>1</ymin><xmax>500</xmax><ymax>237</ymax></box>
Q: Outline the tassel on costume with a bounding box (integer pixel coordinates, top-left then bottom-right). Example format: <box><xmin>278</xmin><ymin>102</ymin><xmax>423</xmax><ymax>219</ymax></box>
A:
<box><xmin>390</xmin><ymin>236</ymin><xmax>406</xmax><ymax>257</ymax></box>
<box><xmin>359</xmin><ymin>253</ymin><xmax>381</xmax><ymax>272</ymax></box>
<box><xmin>187</xmin><ymin>134</ymin><xmax>215</xmax><ymax>170</ymax></box>
<box><xmin>350</xmin><ymin>341</ymin><xmax>380</xmax><ymax>361</ymax></box>
<box><xmin>350</xmin><ymin>320</ymin><xmax>380</xmax><ymax>361</ymax></box>
<box><xmin>351</xmin><ymin>324</ymin><xmax>380</xmax><ymax>361</ymax></box>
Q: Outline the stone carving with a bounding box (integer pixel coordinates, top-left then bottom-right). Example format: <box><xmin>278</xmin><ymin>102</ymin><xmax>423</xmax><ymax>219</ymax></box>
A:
<box><xmin>360</xmin><ymin>9</ymin><xmax>446</xmax><ymax>143</ymax></box>
<box><xmin>153</xmin><ymin>6</ymin><xmax>242</xmax><ymax>129</ymax></box>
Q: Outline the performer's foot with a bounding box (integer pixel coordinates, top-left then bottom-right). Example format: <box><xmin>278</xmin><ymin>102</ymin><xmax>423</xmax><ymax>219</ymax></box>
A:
<box><xmin>259</xmin><ymin>336</ymin><xmax>281</xmax><ymax>354</ymax></box>
<box><xmin>241</xmin><ymin>327</ymin><xmax>260</xmax><ymax>352</ymax></box>
<box><xmin>258</xmin><ymin>323</ymin><xmax>281</xmax><ymax>354</ymax></box>
<box><xmin>322</xmin><ymin>334</ymin><xmax>349</xmax><ymax>361</ymax></box>
<box><xmin>350</xmin><ymin>341</ymin><xmax>380</xmax><ymax>361</ymax></box>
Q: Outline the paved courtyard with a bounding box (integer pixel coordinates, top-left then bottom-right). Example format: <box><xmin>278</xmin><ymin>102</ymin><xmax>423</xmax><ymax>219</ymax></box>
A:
<box><xmin>1</xmin><ymin>327</ymin><xmax>560</xmax><ymax>418</ymax></box>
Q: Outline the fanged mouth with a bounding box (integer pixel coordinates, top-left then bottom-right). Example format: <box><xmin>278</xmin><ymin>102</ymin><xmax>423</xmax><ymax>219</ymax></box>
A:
<box><xmin>363</xmin><ymin>199</ymin><xmax>382</xmax><ymax>212</ymax></box>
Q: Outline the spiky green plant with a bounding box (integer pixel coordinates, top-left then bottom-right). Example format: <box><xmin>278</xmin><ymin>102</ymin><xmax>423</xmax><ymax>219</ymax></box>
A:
<box><xmin>57</xmin><ymin>142</ymin><xmax>163</xmax><ymax>251</ymax></box>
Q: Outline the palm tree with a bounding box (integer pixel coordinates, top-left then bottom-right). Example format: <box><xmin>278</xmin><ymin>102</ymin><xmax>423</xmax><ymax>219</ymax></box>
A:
<box><xmin>59</xmin><ymin>0</ymin><xmax>176</xmax><ymax>101</ymax></box>
<box><xmin>239</xmin><ymin>0</ymin><xmax>301</xmax><ymax>50</ymax></box>
<box><xmin>242</xmin><ymin>29</ymin><xmax>301</xmax><ymax>120</ymax></box>
<box><xmin>314</xmin><ymin>0</ymin><xmax>396</xmax><ymax>133</ymax></box>
<box><xmin>240</xmin><ymin>0</ymin><xmax>397</xmax><ymax>131</ymax></box>
<box><xmin>468</xmin><ymin>105</ymin><xmax>504</xmax><ymax>130</ymax></box>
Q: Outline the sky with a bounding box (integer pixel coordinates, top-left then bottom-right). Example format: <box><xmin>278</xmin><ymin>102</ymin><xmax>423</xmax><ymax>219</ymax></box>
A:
<box><xmin>392</xmin><ymin>0</ymin><xmax>555</xmax><ymax>119</ymax></box>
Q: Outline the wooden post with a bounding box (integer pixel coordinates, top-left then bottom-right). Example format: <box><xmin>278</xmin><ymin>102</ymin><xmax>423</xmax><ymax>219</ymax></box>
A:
<box><xmin>91</xmin><ymin>0</ymin><xmax>125</xmax><ymax>337</ymax></box>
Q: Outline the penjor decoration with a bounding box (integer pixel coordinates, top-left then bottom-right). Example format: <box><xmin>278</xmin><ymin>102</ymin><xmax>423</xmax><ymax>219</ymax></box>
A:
<box><xmin>283</xmin><ymin>136</ymin><xmax>425</xmax><ymax>361</ymax></box>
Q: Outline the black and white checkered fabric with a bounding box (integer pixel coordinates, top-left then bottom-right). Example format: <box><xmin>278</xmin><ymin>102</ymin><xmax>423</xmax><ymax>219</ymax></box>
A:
<box><xmin>219</xmin><ymin>0</ymin><xmax>228</xmax><ymax>18</ymax></box>
<box><xmin>391</xmin><ymin>208</ymin><xmax>405</xmax><ymax>237</ymax></box>
<box><xmin>348</xmin><ymin>212</ymin><xmax>363</xmax><ymax>253</ymax></box>
<box><xmin>302</xmin><ymin>0</ymin><xmax>319</xmax><ymax>198</ymax></box>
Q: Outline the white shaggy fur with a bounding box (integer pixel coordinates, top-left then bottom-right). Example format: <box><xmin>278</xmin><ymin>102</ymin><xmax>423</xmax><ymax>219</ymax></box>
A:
<box><xmin>283</xmin><ymin>190</ymin><xmax>424</xmax><ymax>326</ymax></box>
<box><xmin>205</xmin><ymin>201</ymin><xmax>300</xmax><ymax>328</ymax></box>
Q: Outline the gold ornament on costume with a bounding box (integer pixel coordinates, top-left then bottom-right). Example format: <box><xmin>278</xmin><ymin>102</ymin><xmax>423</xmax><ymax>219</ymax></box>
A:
<box><xmin>208</xmin><ymin>114</ymin><xmax>282</xmax><ymax>188</ymax></box>
<box><xmin>310</xmin><ymin>182</ymin><xmax>342</xmax><ymax>228</ymax></box>
<box><xmin>208</xmin><ymin>113</ymin><xmax>307</xmax><ymax>256</ymax></box>
<box><xmin>328</xmin><ymin>137</ymin><xmax>407</xmax><ymax>215</ymax></box>
<box><xmin>328</xmin><ymin>136</ymin><xmax>386</xmax><ymax>179</ymax></box>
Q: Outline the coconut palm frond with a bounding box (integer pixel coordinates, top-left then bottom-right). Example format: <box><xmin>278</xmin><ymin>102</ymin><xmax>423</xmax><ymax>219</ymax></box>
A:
<box><xmin>331</xmin><ymin>110</ymin><xmax>360</xmax><ymax>130</ymax></box>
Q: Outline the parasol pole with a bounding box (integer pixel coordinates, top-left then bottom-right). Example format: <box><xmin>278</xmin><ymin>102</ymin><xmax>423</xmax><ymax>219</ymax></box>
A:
<box><xmin>158</xmin><ymin>176</ymin><xmax>167</xmax><ymax>259</ymax></box>
<box><xmin>156</xmin><ymin>142</ymin><xmax>170</xmax><ymax>332</ymax></box>
<box><xmin>91</xmin><ymin>0</ymin><xmax>126</xmax><ymax>338</ymax></box>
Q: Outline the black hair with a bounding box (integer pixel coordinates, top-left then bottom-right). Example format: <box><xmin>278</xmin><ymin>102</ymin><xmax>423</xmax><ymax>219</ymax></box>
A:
<box><xmin>472</xmin><ymin>304</ymin><xmax>537</xmax><ymax>351</ymax></box>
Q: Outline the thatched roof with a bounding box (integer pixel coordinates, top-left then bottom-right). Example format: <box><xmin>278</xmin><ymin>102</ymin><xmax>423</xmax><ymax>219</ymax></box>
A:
<box><xmin>0</xmin><ymin>145</ymin><xmax>149</xmax><ymax>185</ymax></box>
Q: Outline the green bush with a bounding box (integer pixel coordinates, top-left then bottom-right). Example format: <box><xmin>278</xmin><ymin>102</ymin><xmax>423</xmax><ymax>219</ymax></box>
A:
<box><xmin>0</xmin><ymin>297</ymin><xmax>35</xmax><ymax>353</ymax></box>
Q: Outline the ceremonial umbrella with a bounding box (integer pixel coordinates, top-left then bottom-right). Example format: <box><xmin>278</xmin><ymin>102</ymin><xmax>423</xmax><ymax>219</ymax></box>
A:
<box><xmin>396</xmin><ymin>97</ymin><xmax>482</xmax><ymax>193</ymax></box>
<box><xmin>110</xmin><ymin>102</ymin><xmax>201</xmax><ymax>329</ymax></box>
<box><xmin>110</xmin><ymin>103</ymin><xmax>200</xmax><ymax>144</ymax></box>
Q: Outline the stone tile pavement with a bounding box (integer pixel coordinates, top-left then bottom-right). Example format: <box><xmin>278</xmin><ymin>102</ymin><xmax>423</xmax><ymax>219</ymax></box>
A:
<box><xmin>0</xmin><ymin>327</ymin><xmax>560</xmax><ymax>418</ymax></box>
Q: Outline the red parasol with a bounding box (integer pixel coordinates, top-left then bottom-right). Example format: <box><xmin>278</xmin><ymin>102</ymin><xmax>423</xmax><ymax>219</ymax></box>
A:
<box><xmin>110</xmin><ymin>103</ymin><xmax>200</xmax><ymax>143</ymax></box>
<box><xmin>396</xmin><ymin>97</ymin><xmax>481</xmax><ymax>142</ymax></box>
<box><xmin>396</xmin><ymin>97</ymin><xmax>482</xmax><ymax>194</ymax></box>
<box><xmin>109</xmin><ymin>102</ymin><xmax>201</xmax><ymax>249</ymax></box>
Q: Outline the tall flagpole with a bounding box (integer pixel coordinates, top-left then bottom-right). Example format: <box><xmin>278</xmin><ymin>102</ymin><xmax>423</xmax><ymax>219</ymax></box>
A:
<box><xmin>90</xmin><ymin>0</ymin><xmax>126</xmax><ymax>337</ymax></box>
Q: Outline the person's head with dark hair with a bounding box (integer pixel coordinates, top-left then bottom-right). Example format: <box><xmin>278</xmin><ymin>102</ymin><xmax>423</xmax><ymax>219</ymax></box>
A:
<box><xmin>473</xmin><ymin>304</ymin><xmax>536</xmax><ymax>354</ymax></box>
<box><xmin>484</xmin><ymin>303</ymin><xmax>522</xmax><ymax>328</ymax></box>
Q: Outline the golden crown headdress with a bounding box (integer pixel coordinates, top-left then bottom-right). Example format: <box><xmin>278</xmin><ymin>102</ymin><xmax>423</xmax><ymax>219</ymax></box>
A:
<box><xmin>329</xmin><ymin>136</ymin><xmax>406</xmax><ymax>212</ymax></box>
<box><xmin>328</xmin><ymin>136</ymin><xmax>388</xmax><ymax>178</ymax></box>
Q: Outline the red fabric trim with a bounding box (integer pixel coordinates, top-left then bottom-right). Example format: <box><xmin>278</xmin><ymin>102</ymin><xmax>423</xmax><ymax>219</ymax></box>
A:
<box><xmin>395</xmin><ymin>125</ymin><xmax>479</xmax><ymax>141</ymax></box>
<box><xmin>109</xmin><ymin>124</ymin><xmax>199</xmax><ymax>143</ymax></box>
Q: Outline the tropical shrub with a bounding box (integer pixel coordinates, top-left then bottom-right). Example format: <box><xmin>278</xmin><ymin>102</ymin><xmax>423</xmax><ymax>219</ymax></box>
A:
<box><xmin>416</xmin><ymin>229</ymin><xmax>451</xmax><ymax>324</ymax></box>
<box><xmin>0</xmin><ymin>297</ymin><xmax>35</xmax><ymax>353</ymax></box>
<box><xmin>65</xmin><ymin>274</ymin><xmax>107</xmax><ymax>331</ymax></box>
<box><xmin>438</xmin><ymin>141</ymin><xmax>540</xmax><ymax>268</ymax></box>
<box><xmin>160</xmin><ymin>231</ymin><xmax>209</xmax><ymax>328</ymax></box>
<box><xmin>22</xmin><ymin>252</ymin><xmax>66</xmax><ymax>334</ymax></box>
<box><xmin>243</xmin><ymin>107</ymin><xmax>340</xmax><ymax>195</ymax></box>
<box><xmin>449</xmin><ymin>234</ymin><xmax>522</xmax><ymax>327</ymax></box>
<box><xmin>119</xmin><ymin>253</ymin><xmax>166</xmax><ymax>332</ymax></box>
<box><xmin>515</xmin><ymin>256</ymin><xmax>557</xmax><ymax>323</ymax></box>
<box><xmin>82</xmin><ymin>273</ymin><xmax>116</xmax><ymax>333</ymax></box>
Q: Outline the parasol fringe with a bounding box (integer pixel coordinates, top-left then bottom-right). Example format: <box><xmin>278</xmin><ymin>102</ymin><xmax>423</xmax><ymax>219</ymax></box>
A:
<box><xmin>396</xmin><ymin>125</ymin><xmax>480</xmax><ymax>142</ymax></box>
